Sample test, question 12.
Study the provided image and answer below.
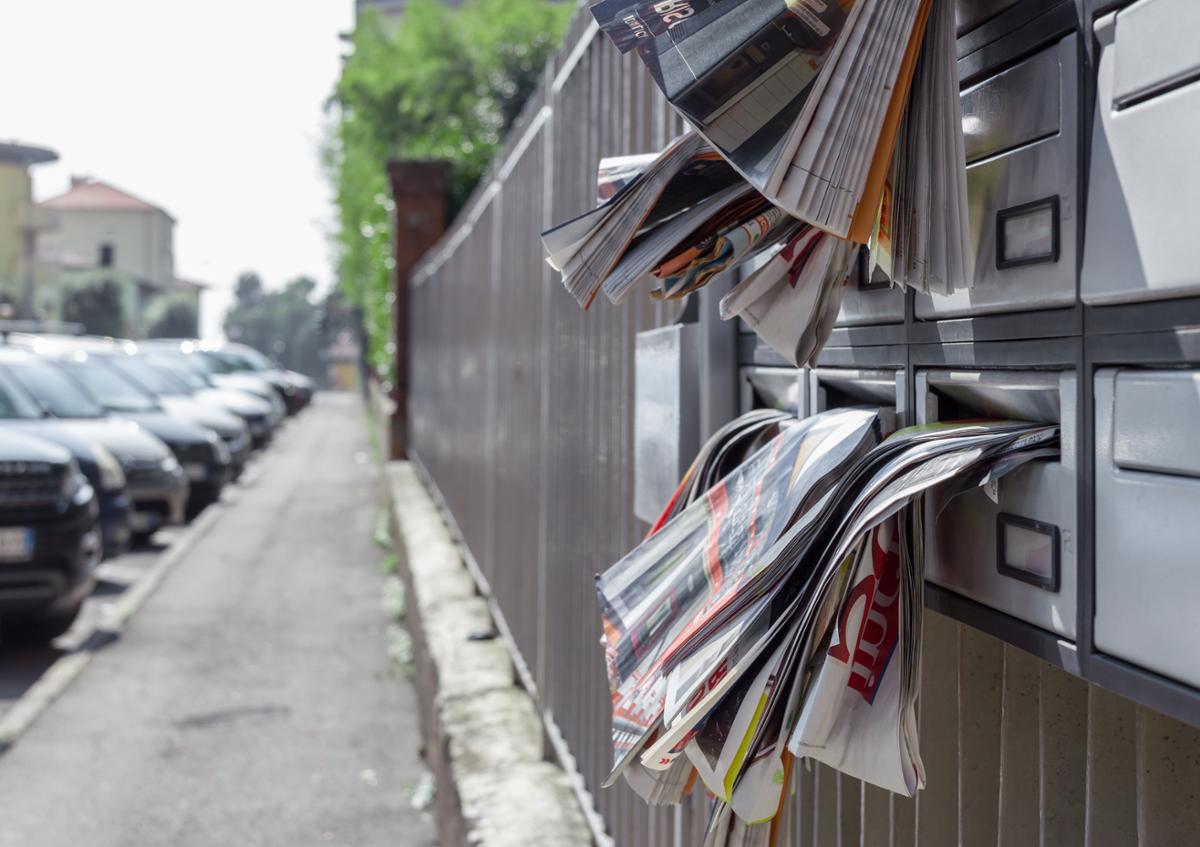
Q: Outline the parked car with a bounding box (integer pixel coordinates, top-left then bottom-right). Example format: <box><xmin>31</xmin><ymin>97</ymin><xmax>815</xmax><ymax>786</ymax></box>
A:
<box><xmin>141</xmin><ymin>342</ymin><xmax>287</xmax><ymax>426</ymax></box>
<box><xmin>0</xmin><ymin>349</ymin><xmax>187</xmax><ymax>542</ymax></box>
<box><xmin>0</xmin><ymin>429</ymin><xmax>101</xmax><ymax>641</ymax></box>
<box><xmin>123</xmin><ymin>352</ymin><xmax>279</xmax><ymax>448</ymax></box>
<box><xmin>216</xmin><ymin>341</ymin><xmax>315</xmax><ymax>414</ymax></box>
<box><xmin>0</xmin><ymin>366</ymin><xmax>131</xmax><ymax>557</ymax></box>
<box><xmin>4</xmin><ymin>334</ymin><xmax>253</xmax><ymax>480</ymax></box>
<box><xmin>153</xmin><ymin>340</ymin><xmax>314</xmax><ymax>415</ymax></box>
<box><xmin>44</xmin><ymin>351</ymin><xmax>233</xmax><ymax>512</ymax></box>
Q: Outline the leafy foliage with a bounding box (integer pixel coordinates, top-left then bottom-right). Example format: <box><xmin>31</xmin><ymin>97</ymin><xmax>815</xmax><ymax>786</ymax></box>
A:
<box><xmin>146</xmin><ymin>296</ymin><xmax>199</xmax><ymax>338</ymax></box>
<box><xmin>223</xmin><ymin>273</ymin><xmax>325</xmax><ymax>378</ymax></box>
<box><xmin>61</xmin><ymin>277</ymin><xmax>127</xmax><ymax>338</ymax></box>
<box><xmin>324</xmin><ymin>0</ymin><xmax>571</xmax><ymax>381</ymax></box>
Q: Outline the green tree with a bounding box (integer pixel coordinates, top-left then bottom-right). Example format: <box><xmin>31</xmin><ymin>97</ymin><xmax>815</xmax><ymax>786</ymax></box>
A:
<box><xmin>224</xmin><ymin>273</ymin><xmax>324</xmax><ymax>377</ymax></box>
<box><xmin>146</xmin><ymin>296</ymin><xmax>199</xmax><ymax>339</ymax></box>
<box><xmin>61</xmin><ymin>278</ymin><xmax>126</xmax><ymax>338</ymax></box>
<box><xmin>234</xmin><ymin>272</ymin><xmax>265</xmax><ymax>308</ymax></box>
<box><xmin>324</xmin><ymin>0</ymin><xmax>571</xmax><ymax>379</ymax></box>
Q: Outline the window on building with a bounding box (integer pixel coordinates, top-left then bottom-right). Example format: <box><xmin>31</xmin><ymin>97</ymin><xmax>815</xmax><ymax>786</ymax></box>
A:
<box><xmin>99</xmin><ymin>243</ymin><xmax>114</xmax><ymax>267</ymax></box>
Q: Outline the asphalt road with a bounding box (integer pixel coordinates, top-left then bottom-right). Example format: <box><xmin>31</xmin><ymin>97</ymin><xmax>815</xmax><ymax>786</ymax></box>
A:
<box><xmin>0</xmin><ymin>393</ymin><xmax>436</xmax><ymax>847</ymax></box>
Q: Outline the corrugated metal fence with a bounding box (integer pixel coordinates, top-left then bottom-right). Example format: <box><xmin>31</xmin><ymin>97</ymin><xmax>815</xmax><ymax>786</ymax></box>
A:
<box><xmin>406</xmin><ymin>8</ymin><xmax>1200</xmax><ymax>846</ymax></box>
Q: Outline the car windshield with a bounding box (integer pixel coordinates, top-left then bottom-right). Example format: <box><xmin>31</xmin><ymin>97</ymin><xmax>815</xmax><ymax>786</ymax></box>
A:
<box><xmin>216</xmin><ymin>347</ymin><xmax>271</xmax><ymax>372</ymax></box>
<box><xmin>0</xmin><ymin>368</ymin><xmax>44</xmax><ymax>420</ymax></box>
<box><xmin>197</xmin><ymin>351</ymin><xmax>235</xmax><ymax>374</ymax></box>
<box><xmin>232</xmin><ymin>347</ymin><xmax>273</xmax><ymax>371</ymax></box>
<box><xmin>59</xmin><ymin>359</ymin><xmax>159</xmax><ymax>413</ymax></box>
<box><xmin>5</xmin><ymin>358</ymin><xmax>107</xmax><ymax>419</ymax></box>
<box><xmin>107</xmin><ymin>356</ymin><xmax>188</xmax><ymax>397</ymax></box>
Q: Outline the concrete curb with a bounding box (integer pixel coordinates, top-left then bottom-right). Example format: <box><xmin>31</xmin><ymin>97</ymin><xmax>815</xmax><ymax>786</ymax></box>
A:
<box><xmin>384</xmin><ymin>461</ymin><xmax>592</xmax><ymax>847</ymax></box>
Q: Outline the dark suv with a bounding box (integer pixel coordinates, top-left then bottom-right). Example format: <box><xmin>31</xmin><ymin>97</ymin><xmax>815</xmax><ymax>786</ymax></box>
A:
<box><xmin>0</xmin><ymin>430</ymin><xmax>101</xmax><ymax>641</ymax></box>
<box><xmin>0</xmin><ymin>367</ymin><xmax>131</xmax><ymax>557</ymax></box>
<box><xmin>0</xmin><ymin>350</ymin><xmax>188</xmax><ymax>542</ymax></box>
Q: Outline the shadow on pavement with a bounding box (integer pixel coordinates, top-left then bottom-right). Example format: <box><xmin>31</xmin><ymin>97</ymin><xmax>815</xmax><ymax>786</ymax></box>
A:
<box><xmin>0</xmin><ymin>645</ymin><xmax>65</xmax><ymax>702</ymax></box>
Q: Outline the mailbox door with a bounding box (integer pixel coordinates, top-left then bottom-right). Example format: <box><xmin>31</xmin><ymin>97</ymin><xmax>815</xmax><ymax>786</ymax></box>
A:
<box><xmin>835</xmin><ymin>249</ymin><xmax>905</xmax><ymax>327</ymax></box>
<box><xmin>1094</xmin><ymin>369</ymin><xmax>1200</xmax><ymax>688</ymax></box>
<box><xmin>1082</xmin><ymin>2</ymin><xmax>1200</xmax><ymax>305</ymax></box>
<box><xmin>917</xmin><ymin>370</ymin><xmax>1077</xmax><ymax>638</ymax></box>
<box><xmin>634</xmin><ymin>325</ymin><xmax>699</xmax><ymax>523</ymax></box>
<box><xmin>916</xmin><ymin>35</ymin><xmax>1078</xmax><ymax>319</ymax></box>
<box><xmin>835</xmin><ymin>282</ymin><xmax>906</xmax><ymax>327</ymax></box>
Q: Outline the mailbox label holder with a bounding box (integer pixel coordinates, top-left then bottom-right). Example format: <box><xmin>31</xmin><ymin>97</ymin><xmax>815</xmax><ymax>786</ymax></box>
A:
<box><xmin>996</xmin><ymin>511</ymin><xmax>1061</xmax><ymax>591</ymax></box>
<box><xmin>996</xmin><ymin>195</ymin><xmax>1060</xmax><ymax>269</ymax></box>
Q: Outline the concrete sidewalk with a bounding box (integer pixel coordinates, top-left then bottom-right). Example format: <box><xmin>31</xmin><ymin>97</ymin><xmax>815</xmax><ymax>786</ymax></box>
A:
<box><xmin>0</xmin><ymin>394</ymin><xmax>435</xmax><ymax>847</ymax></box>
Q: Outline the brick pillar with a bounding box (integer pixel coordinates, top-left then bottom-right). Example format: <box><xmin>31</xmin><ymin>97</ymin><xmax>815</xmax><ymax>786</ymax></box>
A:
<box><xmin>387</xmin><ymin>160</ymin><xmax>449</xmax><ymax>460</ymax></box>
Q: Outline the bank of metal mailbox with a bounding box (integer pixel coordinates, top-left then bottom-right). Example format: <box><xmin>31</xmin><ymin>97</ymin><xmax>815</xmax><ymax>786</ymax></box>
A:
<box><xmin>1082</xmin><ymin>0</ymin><xmax>1200</xmax><ymax>305</ymax></box>
<box><xmin>916</xmin><ymin>369</ymin><xmax>1077</xmax><ymax>639</ymax></box>
<box><xmin>739</xmin><ymin>366</ymin><xmax>807</xmax><ymax>416</ymax></box>
<box><xmin>633</xmin><ymin>325</ymin><xmax>699</xmax><ymax>524</ymax></box>
<box><xmin>1094</xmin><ymin>369</ymin><xmax>1200</xmax><ymax>689</ymax></box>
<box><xmin>916</xmin><ymin>33</ymin><xmax>1079</xmax><ymax>319</ymax></box>
<box><xmin>809</xmin><ymin>368</ymin><xmax>906</xmax><ymax>433</ymax></box>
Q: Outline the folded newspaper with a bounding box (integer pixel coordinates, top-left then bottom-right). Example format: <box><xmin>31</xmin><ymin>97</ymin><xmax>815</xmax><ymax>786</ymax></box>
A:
<box><xmin>541</xmin><ymin>0</ymin><xmax>971</xmax><ymax>366</ymax></box>
<box><xmin>597</xmin><ymin>408</ymin><xmax>1058</xmax><ymax>845</ymax></box>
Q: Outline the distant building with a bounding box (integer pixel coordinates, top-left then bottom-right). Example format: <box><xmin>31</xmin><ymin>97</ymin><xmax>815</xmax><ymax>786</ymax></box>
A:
<box><xmin>0</xmin><ymin>142</ymin><xmax>59</xmax><ymax>318</ymax></box>
<box><xmin>38</xmin><ymin>176</ymin><xmax>176</xmax><ymax>336</ymax></box>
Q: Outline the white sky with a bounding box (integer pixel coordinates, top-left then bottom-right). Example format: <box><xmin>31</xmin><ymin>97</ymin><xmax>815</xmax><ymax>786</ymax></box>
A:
<box><xmin>0</xmin><ymin>1</ymin><xmax>357</xmax><ymax>338</ymax></box>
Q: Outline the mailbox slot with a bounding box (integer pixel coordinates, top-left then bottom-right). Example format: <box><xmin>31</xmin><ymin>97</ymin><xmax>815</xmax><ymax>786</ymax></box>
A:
<box><xmin>1094</xmin><ymin>369</ymin><xmax>1200</xmax><ymax>689</ymax></box>
<box><xmin>739</xmin><ymin>366</ymin><xmax>806</xmax><ymax>416</ymax></box>
<box><xmin>916</xmin><ymin>369</ymin><xmax>1077</xmax><ymax>638</ymax></box>
<box><xmin>916</xmin><ymin>34</ymin><xmax>1078</xmax><ymax>319</ymax></box>
<box><xmin>634</xmin><ymin>325</ymin><xmax>699</xmax><ymax>523</ymax></box>
<box><xmin>810</xmin><ymin>368</ymin><xmax>906</xmax><ymax>433</ymax></box>
<box><xmin>1082</xmin><ymin>2</ymin><xmax>1200</xmax><ymax>305</ymax></box>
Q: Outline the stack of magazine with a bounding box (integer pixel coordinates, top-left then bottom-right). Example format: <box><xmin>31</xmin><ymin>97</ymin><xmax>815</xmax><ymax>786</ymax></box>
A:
<box><xmin>597</xmin><ymin>409</ymin><xmax>1058</xmax><ymax>846</ymax></box>
<box><xmin>541</xmin><ymin>0</ymin><xmax>971</xmax><ymax>366</ymax></box>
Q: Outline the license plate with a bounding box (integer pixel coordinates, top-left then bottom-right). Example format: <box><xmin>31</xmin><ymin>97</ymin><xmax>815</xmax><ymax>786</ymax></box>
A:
<box><xmin>0</xmin><ymin>527</ymin><xmax>34</xmax><ymax>562</ymax></box>
<box><xmin>184</xmin><ymin>463</ymin><xmax>208</xmax><ymax>481</ymax></box>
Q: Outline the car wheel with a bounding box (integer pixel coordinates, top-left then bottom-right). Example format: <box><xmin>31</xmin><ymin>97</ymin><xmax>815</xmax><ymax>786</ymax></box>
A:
<box><xmin>2</xmin><ymin>603</ymin><xmax>84</xmax><ymax>644</ymax></box>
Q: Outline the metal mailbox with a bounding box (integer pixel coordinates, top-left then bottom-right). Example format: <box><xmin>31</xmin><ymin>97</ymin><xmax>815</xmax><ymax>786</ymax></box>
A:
<box><xmin>1094</xmin><ymin>368</ymin><xmax>1200</xmax><ymax>689</ymax></box>
<box><xmin>809</xmin><ymin>367</ymin><xmax>906</xmax><ymax>433</ymax></box>
<box><xmin>739</xmin><ymin>366</ymin><xmax>806</xmax><ymax>416</ymax></box>
<box><xmin>835</xmin><ymin>249</ymin><xmax>906</xmax><ymax>327</ymax></box>
<box><xmin>915</xmin><ymin>34</ymin><xmax>1079</xmax><ymax>319</ymax></box>
<box><xmin>1082</xmin><ymin>2</ymin><xmax>1200</xmax><ymax>305</ymax></box>
<box><xmin>633</xmin><ymin>325</ymin><xmax>699</xmax><ymax>523</ymax></box>
<box><xmin>916</xmin><ymin>369</ymin><xmax>1077</xmax><ymax>638</ymax></box>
